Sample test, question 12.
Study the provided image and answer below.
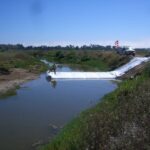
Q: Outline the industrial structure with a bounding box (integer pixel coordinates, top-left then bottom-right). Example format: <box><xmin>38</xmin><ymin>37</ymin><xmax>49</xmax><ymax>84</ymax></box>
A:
<box><xmin>115</xmin><ymin>40</ymin><xmax>135</xmax><ymax>56</ymax></box>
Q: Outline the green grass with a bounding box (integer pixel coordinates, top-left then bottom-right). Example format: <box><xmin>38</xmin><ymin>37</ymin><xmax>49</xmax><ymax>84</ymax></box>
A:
<box><xmin>0</xmin><ymin>85</ymin><xmax>20</xmax><ymax>99</ymax></box>
<box><xmin>40</xmin><ymin>64</ymin><xmax>150</xmax><ymax>150</ymax></box>
<box><xmin>0</xmin><ymin>50</ymin><xmax>48</xmax><ymax>73</ymax></box>
<box><xmin>43</xmin><ymin>50</ymin><xmax>130</xmax><ymax>71</ymax></box>
<box><xmin>0</xmin><ymin>50</ymin><xmax>48</xmax><ymax>98</ymax></box>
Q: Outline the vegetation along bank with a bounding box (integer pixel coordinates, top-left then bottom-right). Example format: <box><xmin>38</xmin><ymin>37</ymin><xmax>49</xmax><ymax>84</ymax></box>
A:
<box><xmin>0</xmin><ymin>50</ymin><xmax>47</xmax><ymax>97</ymax></box>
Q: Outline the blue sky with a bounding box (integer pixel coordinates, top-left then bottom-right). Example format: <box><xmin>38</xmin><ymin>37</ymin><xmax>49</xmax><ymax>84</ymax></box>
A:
<box><xmin>0</xmin><ymin>0</ymin><xmax>150</xmax><ymax>47</ymax></box>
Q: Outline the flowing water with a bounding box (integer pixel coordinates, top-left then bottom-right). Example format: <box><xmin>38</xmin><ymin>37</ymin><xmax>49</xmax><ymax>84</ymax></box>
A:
<box><xmin>0</xmin><ymin>65</ymin><xmax>117</xmax><ymax>150</ymax></box>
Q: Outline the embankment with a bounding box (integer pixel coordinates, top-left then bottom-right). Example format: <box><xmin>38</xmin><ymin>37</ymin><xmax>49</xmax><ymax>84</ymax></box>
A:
<box><xmin>0</xmin><ymin>68</ymin><xmax>38</xmax><ymax>97</ymax></box>
<box><xmin>0</xmin><ymin>50</ymin><xmax>48</xmax><ymax>97</ymax></box>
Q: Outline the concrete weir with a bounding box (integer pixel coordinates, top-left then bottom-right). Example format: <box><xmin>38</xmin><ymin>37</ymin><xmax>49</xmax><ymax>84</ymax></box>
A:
<box><xmin>47</xmin><ymin>57</ymin><xmax>150</xmax><ymax>79</ymax></box>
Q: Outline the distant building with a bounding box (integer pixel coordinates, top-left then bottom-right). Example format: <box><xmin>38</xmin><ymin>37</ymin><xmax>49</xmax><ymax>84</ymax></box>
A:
<box><xmin>115</xmin><ymin>41</ymin><xmax>135</xmax><ymax>56</ymax></box>
<box><xmin>116</xmin><ymin>46</ymin><xmax>135</xmax><ymax>56</ymax></box>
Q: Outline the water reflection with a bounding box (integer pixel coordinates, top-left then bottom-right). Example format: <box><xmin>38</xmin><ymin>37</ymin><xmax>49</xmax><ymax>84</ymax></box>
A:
<box><xmin>46</xmin><ymin>76</ymin><xmax>57</xmax><ymax>88</ymax></box>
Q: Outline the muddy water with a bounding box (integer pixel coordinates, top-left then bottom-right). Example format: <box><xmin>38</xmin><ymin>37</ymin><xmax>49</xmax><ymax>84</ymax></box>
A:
<box><xmin>0</xmin><ymin>65</ymin><xmax>117</xmax><ymax>150</ymax></box>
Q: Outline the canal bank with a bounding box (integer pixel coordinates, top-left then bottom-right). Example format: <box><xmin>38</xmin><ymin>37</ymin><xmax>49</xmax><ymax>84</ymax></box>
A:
<box><xmin>0</xmin><ymin>68</ymin><xmax>39</xmax><ymax>98</ymax></box>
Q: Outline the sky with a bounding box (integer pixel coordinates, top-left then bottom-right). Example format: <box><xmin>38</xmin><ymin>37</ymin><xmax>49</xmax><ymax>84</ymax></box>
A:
<box><xmin>0</xmin><ymin>0</ymin><xmax>150</xmax><ymax>48</ymax></box>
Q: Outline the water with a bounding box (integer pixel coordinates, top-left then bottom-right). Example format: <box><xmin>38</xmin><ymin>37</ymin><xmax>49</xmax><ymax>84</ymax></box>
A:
<box><xmin>0</xmin><ymin>65</ymin><xmax>117</xmax><ymax>150</ymax></box>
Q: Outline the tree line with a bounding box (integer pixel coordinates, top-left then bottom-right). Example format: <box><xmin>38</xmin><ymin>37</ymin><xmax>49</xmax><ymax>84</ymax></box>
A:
<box><xmin>0</xmin><ymin>44</ymin><xmax>149</xmax><ymax>51</ymax></box>
<box><xmin>0</xmin><ymin>44</ymin><xmax>116</xmax><ymax>51</ymax></box>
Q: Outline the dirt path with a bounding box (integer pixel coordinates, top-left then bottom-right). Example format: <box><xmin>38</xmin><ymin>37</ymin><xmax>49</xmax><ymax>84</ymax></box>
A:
<box><xmin>0</xmin><ymin>68</ymin><xmax>38</xmax><ymax>95</ymax></box>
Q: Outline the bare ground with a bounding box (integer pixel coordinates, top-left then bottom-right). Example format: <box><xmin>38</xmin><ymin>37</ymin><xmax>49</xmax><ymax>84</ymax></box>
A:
<box><xmin>0</xmin><ymin>68</ymin><xmax>38</xmax><ymax>95</ymax></box>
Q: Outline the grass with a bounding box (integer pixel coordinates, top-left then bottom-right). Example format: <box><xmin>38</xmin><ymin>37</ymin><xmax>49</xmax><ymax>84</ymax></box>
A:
<box><xmin>0</xmin><ymin>50</ymin><xmax>48</xmax><ymax>73</ymax></box>
<box><xmin>43</xmin><ymin>50</ymin><xmax>130</xmax><ymax>71</ymax></box>
<box><xmin>0</xmin><ymin>50</ymin><xmax>48</xmax><ymax>98</ymax></box>
<box><xmin>0</xmin><ymin>50</ymin><xmax>129</xmax><ymax>73</ymax></box>
<box><xmin>0</xmin><ymin>85</ymin><xmax>20</xmax><ymax>99</ymax></box>
<box><xmin>0</xmin><ymin>50</ymin><xmax>129</xmax><ymax>72</ymax></box>
<box><xmin>40</xmin><ymin>64</ymin><xmax>150</xmax><ymax>150</ymax></box>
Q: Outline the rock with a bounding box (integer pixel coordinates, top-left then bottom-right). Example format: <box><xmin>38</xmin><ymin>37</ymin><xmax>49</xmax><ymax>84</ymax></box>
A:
<box><xmin>48</xmin><ymin>123</ymin><xmax>58</xmax><ymax>129</ymax></box>
<box><xmin>32</xmin><ymin>140</ymin><xmax>43</xmax><ymax>148</ymax></box>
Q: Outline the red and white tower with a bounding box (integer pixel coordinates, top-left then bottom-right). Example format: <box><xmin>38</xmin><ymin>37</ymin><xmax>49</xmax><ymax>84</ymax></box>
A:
<box><xmin>115</xmin><ymin>40</ymin><xmax>119</xmax><ymax>49</ymax></box>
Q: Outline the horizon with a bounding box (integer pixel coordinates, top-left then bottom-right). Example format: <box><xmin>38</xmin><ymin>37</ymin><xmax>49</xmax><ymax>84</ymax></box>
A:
<box><xmin>1</xmin><ymin>42</ymin><xmax>150</xmax><ymax>49</ymax></box>
<box><xmin>0</xmin><ymin>0</ymin><xmax>150</xmax><ymax>48</ymax></box>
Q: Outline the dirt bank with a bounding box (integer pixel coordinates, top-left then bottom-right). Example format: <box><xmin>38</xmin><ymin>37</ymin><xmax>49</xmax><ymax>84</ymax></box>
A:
<box><xmin>118</xmin><ymin>62</ymin><xmax>148</xmax><ymax>80</ymax></box>
<box><xmin>0</xmin><ymin>68</ymin><xmax>38</xmax><ymax>96</ymax></box>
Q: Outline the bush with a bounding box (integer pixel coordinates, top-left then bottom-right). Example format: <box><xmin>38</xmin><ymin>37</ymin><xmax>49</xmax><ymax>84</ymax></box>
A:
<box><xmin>55</xmin><ymin>51</ymin><xmax>65</xmax><ymax>59</ymax></box>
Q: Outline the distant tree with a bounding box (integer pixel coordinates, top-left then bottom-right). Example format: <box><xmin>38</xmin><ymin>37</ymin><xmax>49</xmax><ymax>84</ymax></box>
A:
<box><xmin>16</xmin><ymin>44</ymin><xmax>24</xmax><ymax>49</ymax></box>
<box><xmin>105</xmin><ymin>45</ymin><xmax>112</xmax><ymax>50</ymax></box>
<box><xmin>55</xmin><ymin>51</ymin><xmax>65</xmax><ymax>59</ymax></box>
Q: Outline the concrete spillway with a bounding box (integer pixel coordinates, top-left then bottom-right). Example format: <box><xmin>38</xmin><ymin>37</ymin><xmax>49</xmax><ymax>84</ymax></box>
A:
<box><xmin>47</xmin><ymin>57</ymin><xmax>150</xmax><ymax>79</ymax></box>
